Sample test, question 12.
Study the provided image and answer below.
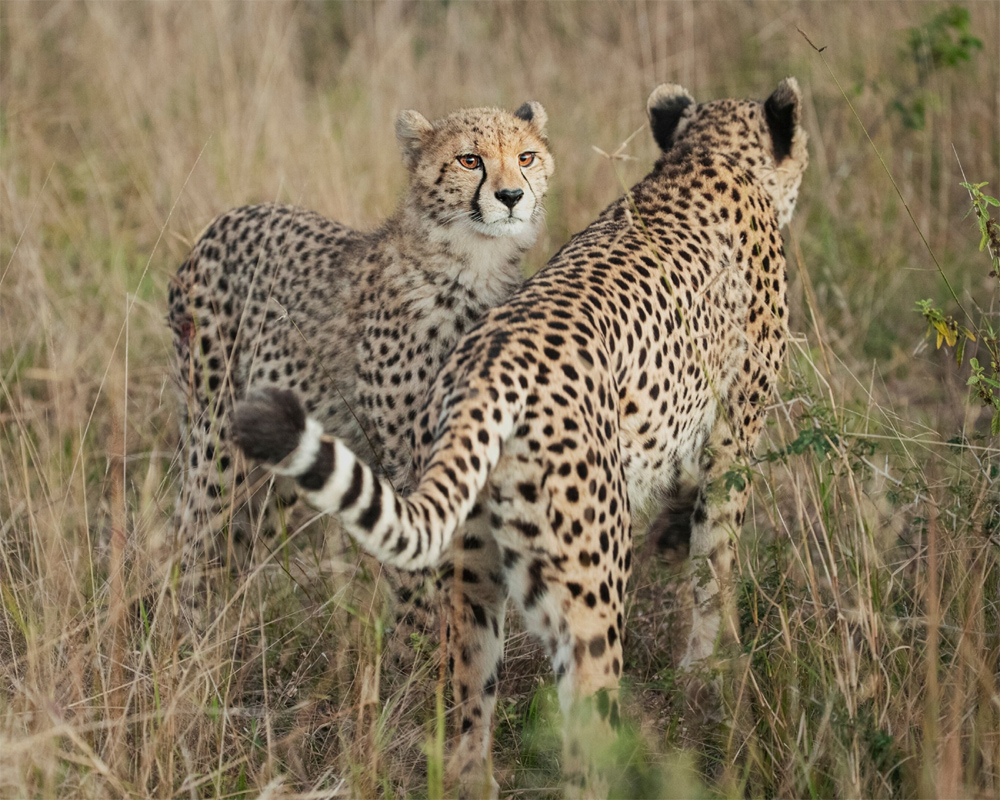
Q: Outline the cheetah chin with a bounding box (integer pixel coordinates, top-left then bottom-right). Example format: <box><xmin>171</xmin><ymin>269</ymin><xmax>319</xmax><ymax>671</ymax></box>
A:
<box><xmin>469</xmin><ymin>213</ymin><xmax>539</xmax><ymax>239</ymax></box>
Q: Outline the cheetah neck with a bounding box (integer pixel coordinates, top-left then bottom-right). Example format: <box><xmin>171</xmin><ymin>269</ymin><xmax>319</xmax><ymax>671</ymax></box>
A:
<box><xmin>394</xmin><ymin>206</ymin><xmax>534</xmax><ymax>307</ymax></box>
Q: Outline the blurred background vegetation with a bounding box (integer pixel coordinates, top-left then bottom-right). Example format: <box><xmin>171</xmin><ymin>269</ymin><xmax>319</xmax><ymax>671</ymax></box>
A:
<box><xmin>1</xmin><ymin>2</ymin><xmax>998</xmax><ymax>798</ymax></box>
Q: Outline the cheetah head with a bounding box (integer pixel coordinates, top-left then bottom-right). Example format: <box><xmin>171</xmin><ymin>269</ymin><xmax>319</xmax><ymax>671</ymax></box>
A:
<box><xmin>647</xmin><ymin>78</ymin><xmax>809</xmax><ymax>227</ymax></box>
<box><xmin>395</xmin><ymin>103</ymin><xmax>554</xmax><ymax>242</ymax></box>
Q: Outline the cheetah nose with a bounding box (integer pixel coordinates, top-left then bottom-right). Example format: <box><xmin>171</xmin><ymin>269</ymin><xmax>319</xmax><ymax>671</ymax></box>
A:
<box><xmin>495</xmin><ymin>188</ymin><xmax>524</xmax><ymax>209</ymax></box>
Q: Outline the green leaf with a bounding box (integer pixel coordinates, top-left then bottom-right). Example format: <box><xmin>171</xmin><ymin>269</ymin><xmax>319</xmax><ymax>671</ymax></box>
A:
<box><xmin>724</xmin><ymin>469</ymin><xmax>747</xmax><ymax>493</ymax></box>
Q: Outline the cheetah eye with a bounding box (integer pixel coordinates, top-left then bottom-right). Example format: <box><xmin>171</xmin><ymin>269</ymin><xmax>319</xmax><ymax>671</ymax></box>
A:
<box><xmin>518</xmin><ymin>152</ymin><xmax>536</xmax><ymax>167</ymax></box>
<box><xmin>457</xmin><ymin>154</ymin><xmax>482</xmax><ymax>170</ymax></box>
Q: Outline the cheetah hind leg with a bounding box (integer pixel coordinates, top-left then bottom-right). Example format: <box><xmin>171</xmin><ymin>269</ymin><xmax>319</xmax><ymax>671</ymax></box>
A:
<box><xmin>523</xmin><ymin>574</ymin><xmax>624</xmax><ymax>800</ymax></box>
<box><xmin>679</xmin><ymin>483</ymin><xmax>745</xmax><ymax>671</ymax></box>
<box><xmin>172</xmin><ymin>409</ymin><xmax>289</xmax><ymax>631</ymax></box>
<box><xmin>383</xmin><ymin>567</ymin><xmax>439</xmax><ymax>674</ymax></box>
<box><xmin>441</xmin><ymin>510</ymin><xmax>507</xmax><ymax>800</ymax></box>
<box><xmin>377</xmin><ymin>511</ymin><xmax>505</xmax><ymax>798</ymax></box>
<box><xmin>171</xmin><ymin>404</ymin><xmax>241</xmax><ymax>630</ymax></box>
<box><xmin>505</xmin><ymin>495</ymin><xmax>627</xmax><ymax>796</ymax></box>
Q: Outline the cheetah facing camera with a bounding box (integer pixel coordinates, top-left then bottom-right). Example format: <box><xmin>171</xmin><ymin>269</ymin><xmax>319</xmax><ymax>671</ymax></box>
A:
<box><xmin>234</xmin><ymin>79</ymin><xmax>808</xmax><ymax>796</ymax></box>
<box><xmin>167</xmin><ymin>102</ymin><xmax>553</xmax><ymax>604</ymax></box>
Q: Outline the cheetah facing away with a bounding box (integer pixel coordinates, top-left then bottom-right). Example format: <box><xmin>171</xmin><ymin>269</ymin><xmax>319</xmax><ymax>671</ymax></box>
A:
<box><xmin>233</xmin><ymin>80</ymin><xmax>808</xmax><ymax>794</ymax></box>
<box><xmin>167</xmin><ymin>102</ymin><xmax>553</xmax><ymax>606</ymax></box>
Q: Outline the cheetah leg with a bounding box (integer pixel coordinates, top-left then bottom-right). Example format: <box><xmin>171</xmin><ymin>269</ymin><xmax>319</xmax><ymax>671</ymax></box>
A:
<box><xmin>680</xmin><ymin>385</ymin><xmax>765</xmax><ymax>669</ymax></box>
<box><xmin>442</xmin><ymin>509</ymin><xmax>508</xmax><ymax>799</ymax></box>
<box><xmin>173</xmin><ymin>398</ymin><xmax>264</xmax><ymax>627</ymax></box>
<box><xmin>678</xmin><ymin>482</ymin><xmax>747</xmax><ymax>669</ymax></box>
<box><xmin>172</xmin><ymin>350</ymin><xmax>229</xmax><ymax>622</ymax></box>
<box><xmin>384</xmin><ymin>567</ymin><xmax>438</xmax><ymax>673</ymax></box>
<box><xmin>514</xmin><ymin>564</ymin><xmax>626</xmax><ymax>799</ymax></box>
<box><xmin>557</xmin><ymin>629</ymin><xmax>624</xmax><ymax>800</ymax></box>
<box><xmin>503</xmin><ymin>495</ymin><xmax>630</xmax><ymax>797</ymax></box>
<box><xmin>172</xmin><ymin>319</ymin><xmax>283</xmax><ymax>628</ymax></box>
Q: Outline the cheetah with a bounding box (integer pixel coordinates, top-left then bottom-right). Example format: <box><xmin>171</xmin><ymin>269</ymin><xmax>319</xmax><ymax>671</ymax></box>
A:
<box><xmin>167</xmin><ymin>102</ymin><xmax>553</xmax><ymax>609</ymax></box>
<box><xmin>232</xmin><ymin>79</ymin><xmax>808</xmax><ymax>795</ymax></box>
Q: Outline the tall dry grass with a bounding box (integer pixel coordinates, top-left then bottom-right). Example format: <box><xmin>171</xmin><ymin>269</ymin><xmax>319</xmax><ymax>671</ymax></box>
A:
<box><xmin>1</xmin><ymin>1</ymin><xmax>999</xmax><ymax>797</ymax></box>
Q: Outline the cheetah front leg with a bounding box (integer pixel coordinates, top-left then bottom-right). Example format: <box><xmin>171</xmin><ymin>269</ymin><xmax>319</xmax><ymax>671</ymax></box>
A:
<box><xmin>680</xmin><ymin>376</ymin><xmax>766</xmax><ymax>670</ymax></box>
<box><xmin>678</xmin><ymin>480</ymin><xmax>747</xmax><ymax>669</ymax></box>
<box><xmin>441</xmin><ymin>508</ymin><xmax>508</xmax><ymax>800</ymax></box>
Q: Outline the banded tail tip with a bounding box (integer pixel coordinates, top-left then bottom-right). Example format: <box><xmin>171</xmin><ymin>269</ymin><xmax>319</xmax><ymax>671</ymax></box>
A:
<box><xmin>232</xmin><ymin>387</ymin><xmax>308</xmax><ymax>466</ymax></box>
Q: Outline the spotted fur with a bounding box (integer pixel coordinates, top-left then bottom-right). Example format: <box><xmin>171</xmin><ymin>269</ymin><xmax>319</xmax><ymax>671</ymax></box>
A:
<box><xmin>167</xmin><ymin>103</ymin><xmax>553</xmax><ymax>615</ymax></box>
<box><xmin>233</xmin><ymin>80</ymin><xmax>808</xmax><ymax>795</ymax></box>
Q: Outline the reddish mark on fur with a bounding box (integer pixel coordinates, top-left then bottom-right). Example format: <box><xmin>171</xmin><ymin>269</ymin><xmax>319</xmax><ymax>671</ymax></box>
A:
<box><xmin>178</xmin><ymin>315</ymin><xmax>194</xmax><ymax>342</ymax></box>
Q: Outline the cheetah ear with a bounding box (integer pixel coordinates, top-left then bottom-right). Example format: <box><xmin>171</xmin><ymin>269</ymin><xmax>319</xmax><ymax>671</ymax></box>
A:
<box><xmin>395</xmin><ymin>109</ymin><xmax>434</xmax><ymax>170</ymax></box>
<box><xmin>646</xmin><ymin>84</ymin><xmax>695</xmax><ymax>152</ymax></box>
<box><xmin>763</xmin><ymin>77</ymin><xmax>802</xmax><ymax>163</ymax></box>
<box><xmin>514</xmin><ymin>101</ymin><xmax>548</xmax><ymax>138</ymax></box>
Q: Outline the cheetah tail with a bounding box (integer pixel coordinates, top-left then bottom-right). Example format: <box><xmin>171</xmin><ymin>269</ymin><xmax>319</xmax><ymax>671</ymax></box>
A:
<box><xmin>232</xmin><ymin>387</ymin><xmax>511</xmax><ymax>572</ymax></box>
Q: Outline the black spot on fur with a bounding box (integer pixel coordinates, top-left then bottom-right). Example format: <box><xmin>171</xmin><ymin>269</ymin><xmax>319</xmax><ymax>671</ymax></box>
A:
<box><xmin>524</xmin><ymin>558</ymin><xmax>546</xmax><ymax>609</ymax></box>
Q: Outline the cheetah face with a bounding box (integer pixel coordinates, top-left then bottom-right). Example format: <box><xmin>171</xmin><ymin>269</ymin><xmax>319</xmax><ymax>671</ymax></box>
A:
<box><xmin>396</xmin><ymin>103</ymin><xmax>554</xmax><ymax>241</ymax></box>
<box><xmin>647</xmin><ymin>78</ymin><xmax>809</xmax><ymax>227</ymax></box>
